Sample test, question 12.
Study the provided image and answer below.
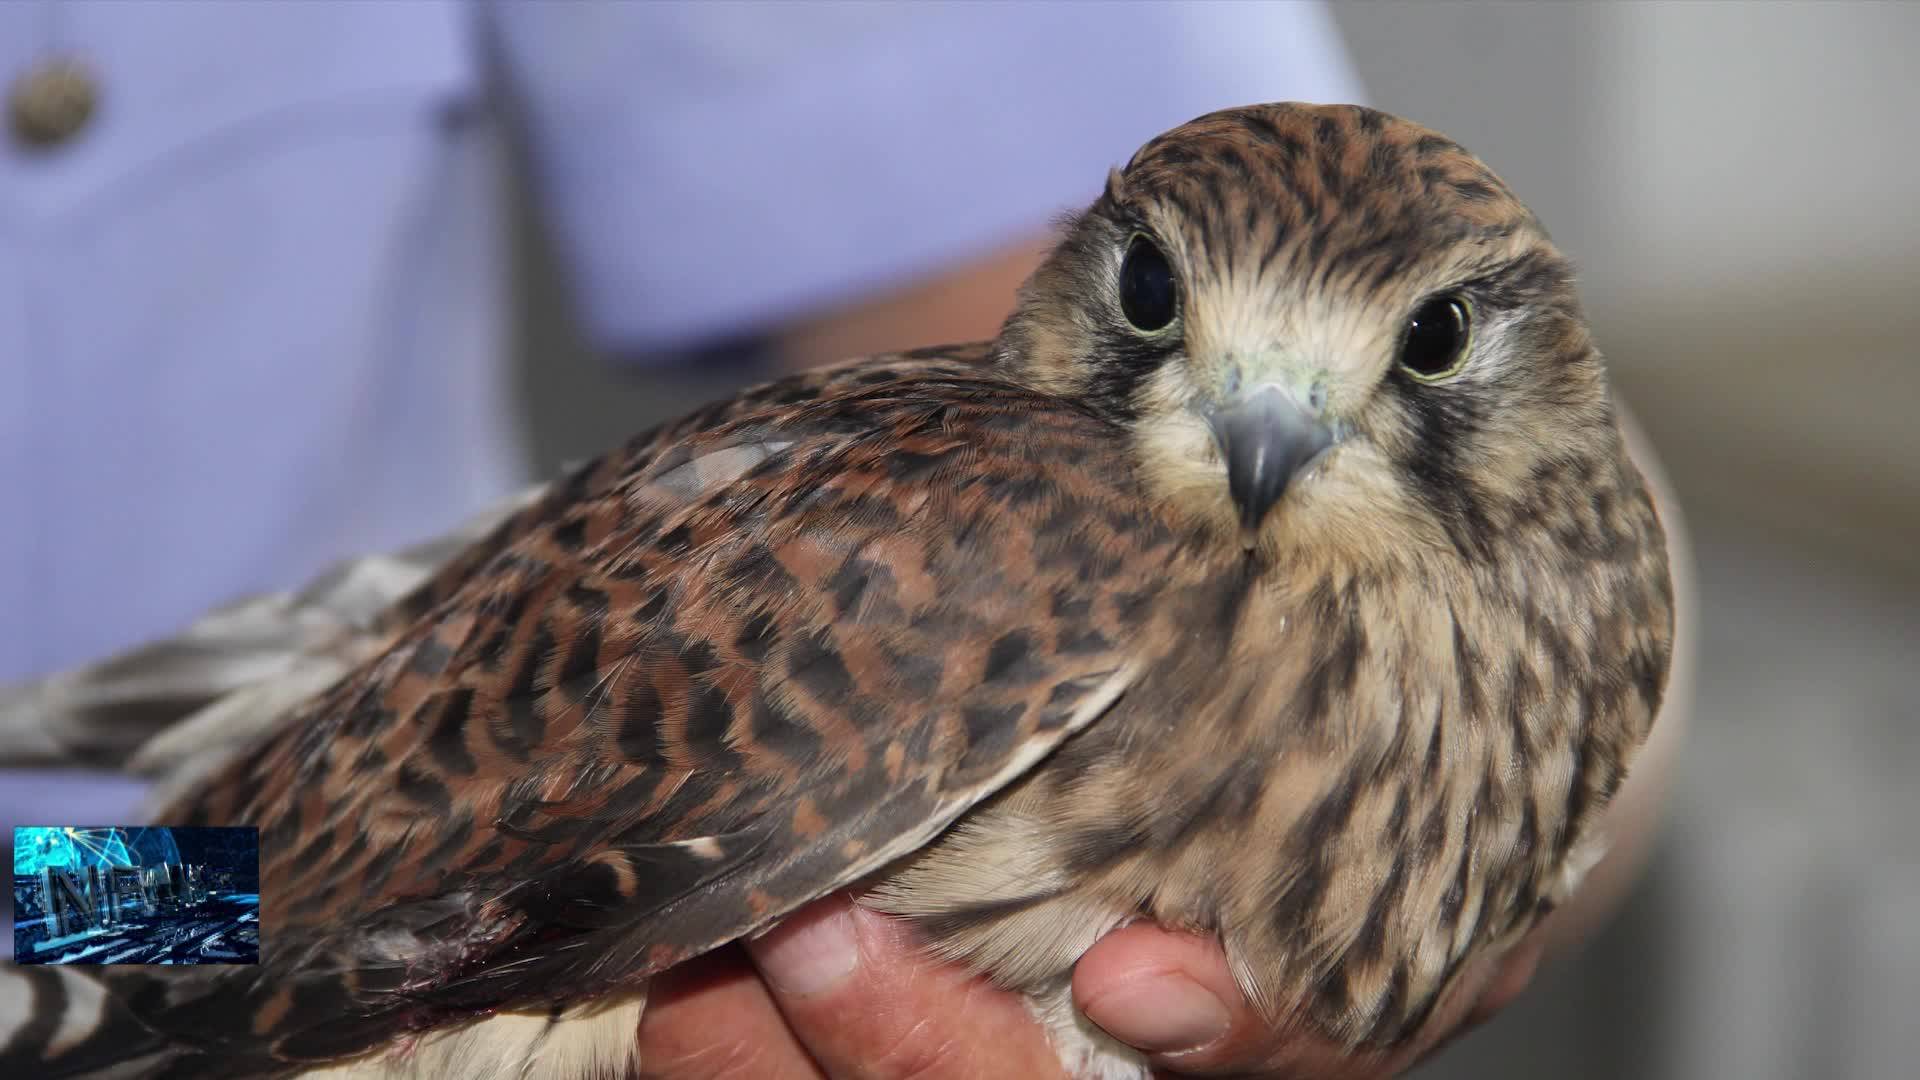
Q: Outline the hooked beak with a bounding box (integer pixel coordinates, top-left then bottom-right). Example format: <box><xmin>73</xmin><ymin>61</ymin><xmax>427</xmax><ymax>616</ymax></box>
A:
<box><xmin>1205</xmin><ymin>385</ymin><xmax>1333</xmax><ymax>532</ymax></box>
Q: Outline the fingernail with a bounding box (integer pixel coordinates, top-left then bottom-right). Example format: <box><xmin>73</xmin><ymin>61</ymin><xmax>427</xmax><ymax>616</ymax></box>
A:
<box><xmin>1082</xmin><ymin>975</ymin><xmax>1232</xmax><ymax>1053</ymax></box>
<box><xmin>749</xmin><ymin>904</ymin><xmax>859</xmax><ymax>996</ymax></box>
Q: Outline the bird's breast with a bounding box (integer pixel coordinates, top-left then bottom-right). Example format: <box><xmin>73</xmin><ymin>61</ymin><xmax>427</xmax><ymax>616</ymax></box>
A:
<box><xmin>874</xmin><ymin>562</ymin><xmax>1651</xmax><ymax>1048</ymax></box>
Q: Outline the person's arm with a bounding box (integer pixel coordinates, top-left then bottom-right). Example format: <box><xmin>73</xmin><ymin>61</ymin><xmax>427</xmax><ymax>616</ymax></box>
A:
<box><xmin>768</xmin><ymin>235</ymin><xmax>1054</xmax><ymax>372</ymax></box>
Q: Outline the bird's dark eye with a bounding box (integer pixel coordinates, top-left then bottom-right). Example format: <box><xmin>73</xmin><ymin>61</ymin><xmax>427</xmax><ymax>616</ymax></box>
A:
<box><xmin>1398</xmin><ymin>295</ymin><xmax>1472</xmax><ymax>380</ymax></box>
<box><xmin>1119</xmin><ymin>236</ymin><xmax>1177</xmax><ymax>332</ymax></box>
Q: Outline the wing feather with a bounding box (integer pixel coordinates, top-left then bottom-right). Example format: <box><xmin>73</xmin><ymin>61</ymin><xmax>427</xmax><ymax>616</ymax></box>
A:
<box><xmin>15</xmin><ymin>346</ymin><xmax>1185</xmax><ymax>1077</ymax></box>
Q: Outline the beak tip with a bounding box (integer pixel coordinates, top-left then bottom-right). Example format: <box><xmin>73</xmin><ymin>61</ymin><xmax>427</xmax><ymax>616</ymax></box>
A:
<box><xmin>1208</xmin><ymin>386</ymin><xmax>1333</xmax><ymax>533</ymax></box>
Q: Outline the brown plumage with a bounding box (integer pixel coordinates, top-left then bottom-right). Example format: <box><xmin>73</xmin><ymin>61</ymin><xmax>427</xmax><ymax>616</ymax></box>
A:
<box><xmin>2</xmin><ymin>103</ymin><xmax>1671</xmax><ymax>1080</ymax></box>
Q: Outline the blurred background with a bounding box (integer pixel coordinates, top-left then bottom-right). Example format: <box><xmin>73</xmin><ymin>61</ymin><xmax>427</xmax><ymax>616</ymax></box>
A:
<box><xmin>4</xmin><ymin>1</ymin><xmax>1916</xmax><ymax>1075</ymax></box>
<box><xmin>508</xmin><ymin>5</ymin><xmax>1920</xmax><ymax>1077</ymax></box>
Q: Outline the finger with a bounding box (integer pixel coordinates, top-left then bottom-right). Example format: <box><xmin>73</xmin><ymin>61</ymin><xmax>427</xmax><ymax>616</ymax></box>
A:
<box><xmin>638</xmin><ymin>945</ymin><xmax>826</xmax><ymax>1080</ymax></box>
<box><xmin>1074</xmin><ymin>921</ymin><xmax>1526</xmax><ymax>1079</ymax></box>
<box><xmin>1073</xmin><ymin>923</ymin><xmax>1349</xmax><ymax>1078</ymax></box>
<box><xmin>746</xmin><ymin>894</ymin><xmax>1071</xmax><ymax>1080</ymax></box>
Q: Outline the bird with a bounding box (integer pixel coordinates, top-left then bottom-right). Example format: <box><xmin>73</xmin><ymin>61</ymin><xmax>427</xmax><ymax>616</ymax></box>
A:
<box><xmin>0</xmin><ymin>102</ymin><xmax>1673</xmax><ymax>1080</ymax></box>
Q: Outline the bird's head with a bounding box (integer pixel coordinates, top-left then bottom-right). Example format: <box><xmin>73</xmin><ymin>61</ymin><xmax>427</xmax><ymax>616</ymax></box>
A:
<box><xmin>1000</xmin><ymin>103</ymin><xmax>1624</xmax><ymax>568</ymax></box>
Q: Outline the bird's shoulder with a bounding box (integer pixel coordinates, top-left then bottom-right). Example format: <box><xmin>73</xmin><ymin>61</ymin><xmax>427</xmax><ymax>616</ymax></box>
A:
<box><xmin>380</xmin><ymin>343</ymin><xmax>1013</xmax><ymax>626</ymax></box>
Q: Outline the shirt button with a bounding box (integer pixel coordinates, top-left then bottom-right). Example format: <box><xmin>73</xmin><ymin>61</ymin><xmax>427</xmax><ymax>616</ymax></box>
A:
<box><xmin>9</xmin><ymin>58</ymin><xmax>99</xmax><ymax>151</ymax></box>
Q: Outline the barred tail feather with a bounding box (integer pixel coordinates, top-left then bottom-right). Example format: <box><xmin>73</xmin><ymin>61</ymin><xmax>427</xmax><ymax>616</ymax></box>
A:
<box><xmin>0</xmin><ymin>483</ymin><xmax>546</xmax><ymax>780</ymax></box>
<box><xmin>0</xmin><ymin>967</ymin><xmax>172</xmax><ymax>1079</ymax></box>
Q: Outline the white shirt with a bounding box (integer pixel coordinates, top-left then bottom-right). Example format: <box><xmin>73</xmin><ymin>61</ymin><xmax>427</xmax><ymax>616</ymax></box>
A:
<box><xmin>0</xmin><ymin>0</ymin><xmax>1359</xmax><ymax>850</ymax></box>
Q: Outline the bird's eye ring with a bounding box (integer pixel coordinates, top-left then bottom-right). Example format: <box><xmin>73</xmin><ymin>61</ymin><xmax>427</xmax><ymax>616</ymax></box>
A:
<box><xmin>1118</xmin><ymin>234</ymin><xmax>1178</xmax><ymax>333</ymax></box>
<box><xmin>1398</xmin><ymin>295</ymin><xmax>1473</xmax><ymax>381</ymax></box>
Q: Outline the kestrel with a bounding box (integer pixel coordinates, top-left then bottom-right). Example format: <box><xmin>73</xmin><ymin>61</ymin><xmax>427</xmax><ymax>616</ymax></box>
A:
<box><xmin>1</xmin><ymin>103</ymin><xmax>1672</xmax><ymax>1080</ymax></box>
